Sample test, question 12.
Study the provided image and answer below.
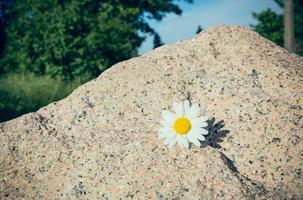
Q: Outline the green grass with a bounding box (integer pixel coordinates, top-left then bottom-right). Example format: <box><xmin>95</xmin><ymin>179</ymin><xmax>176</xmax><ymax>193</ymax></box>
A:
<box><xmin>0</xmin><ymin>73</ymin><xmax>83</xmax><ymax>122</ymax></box>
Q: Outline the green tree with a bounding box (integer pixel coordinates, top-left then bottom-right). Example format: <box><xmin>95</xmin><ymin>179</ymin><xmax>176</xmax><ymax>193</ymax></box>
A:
<box><xmin>0</xmin><ymin>0</ymin><xmax>12</xmax><ymax>56</ymax></box>
<box><xmin>196</xmin><ymin>25</ymin><xmax>203</xmax><ymax>34</ymax></box>
<box><xmin>251</xmin><ymin>0</ymin><xmax>303</xmax><ymax>56</ymax></box>
<box><xmin>0</xmin><ymin>0</ymin><xmax>192</xmax><ymax>80</ymax></box>
<box><xmin>153</xmin><ymin>33</ymin><xmax>164</xmax><ymax>49</ymax></box>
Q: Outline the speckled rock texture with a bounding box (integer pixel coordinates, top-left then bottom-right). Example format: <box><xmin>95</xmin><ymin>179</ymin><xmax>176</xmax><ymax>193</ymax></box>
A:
<box><xmin>1</xmin><ymin>26</ymin><xmax>302</xmax><ymax>199</ymax></box>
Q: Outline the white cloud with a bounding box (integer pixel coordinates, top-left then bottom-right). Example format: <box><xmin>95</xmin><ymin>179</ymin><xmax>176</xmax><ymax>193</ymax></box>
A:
<box><xmin>139</xmin><ymin>0</ymin><xmax>283</xmax><ymax>54</ymax></box>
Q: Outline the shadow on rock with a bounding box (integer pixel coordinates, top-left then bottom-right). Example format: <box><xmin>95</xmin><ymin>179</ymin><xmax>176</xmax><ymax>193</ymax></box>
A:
<box><xmin>202</xmin><ymin>117</ymin><xmax>230</xmax><ymax>149</ymax></box>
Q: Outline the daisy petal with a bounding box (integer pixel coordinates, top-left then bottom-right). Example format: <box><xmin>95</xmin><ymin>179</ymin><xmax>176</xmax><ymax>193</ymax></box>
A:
<box><xmin>182</xmin><ymin>136</ymin><xmax>189</xmax><ymax>148</ymax></box>
<box><xmin>164</xmin><ymin>134</ymin><xmax>176</xmax><ymax>145</ymax></box>
<box><xmin>161</xmin><ymin>110</ymin><xmax>175</xmax><ymax>125</ymax></box>
<box><xmin>160</xmin><ymin>120</ymin><xmax>169</xmax><ymax>127</ymax></box>
<box><xmin>176</xmin><ymin>136</ymin><xmax>189</xmax><ymax>148</ymax></box>
<box><xmin>199</xmin><ymin>128</ymin><xmax>208</xmax><ymax>135</ymax></box>
<box><xmin>192</xmin><ymin>130</ymin><xmax>206</xmax><ymax>141</ymax></box>
<box><xmin>191</xmin><ymin>116</ymin><xmax>209</xmax><ymax>126</ymax></box>
<box><xmin>158</xmin><ymin>131</ymin><xmax>168</xmax><ymax>138</ymax></box>
<box><xmin>159</xmin><ymin>127</ymin><xmax>174</xmax><ymax>138</ymax></box>
<box><xmin>185</xmin><ymin>103</ymin><xmax>200</xmax><ymax>119</ymax></box>
<box><xmin>168</xmin><ymin>136</ymin><xmax>177</xmax><ymax>148</ymax></box>
<box><xmin>196</xmin><ymin>134</ymin><xmax>206</xmax><ymax>141</ymax></box>
<box><xmin>161</xmin><ymin>119</ymin><xmax>177</xmax><ymax>128</ymax></box>
<box><xmin>173</xmin><ymin>102</ymin><xmax>184</xmax><ymax>116</ymax></box>
<box><xmin>176</xmin><ymin>135</ymin><xmax>183</xmax><ymax>147</ymax></box>
<box><xmin>159</xmin><ymin>127</ymin><xmax>170</xmax><ymax>134</ymax></box>
<box><xmin>159</xmin><ymin>130</ymin><xmax>175</xmax><ymax>138</ymax></box>
<box><xmin>200</xmin><ymin>122</ymin><xmax>208</xmax><ymax>128</ymax></box>
<box><xmin>187</xmin><ymin>132</ymin><xmax>201</xmax><ymax>147</ymax></box>
<box><xmin>190</xmin><ymin>127</ymin><xmax>208</xmax><ymax>137</ymax></box>
<box><xmin>183</xmin><ymin>100</ymin><xmax>190</xmax><ymax>115</ymax></box>
<box><xmin>200</xmin><ymin>116</ymin><xmax>209</xmax><ymax>121</ymax></box>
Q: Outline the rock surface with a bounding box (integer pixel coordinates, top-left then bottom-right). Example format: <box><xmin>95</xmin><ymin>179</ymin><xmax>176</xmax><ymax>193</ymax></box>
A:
<box><xmin>1</xmin><ymin>25</ymin><xmax>302</xmax><ymax>199</ymax></box>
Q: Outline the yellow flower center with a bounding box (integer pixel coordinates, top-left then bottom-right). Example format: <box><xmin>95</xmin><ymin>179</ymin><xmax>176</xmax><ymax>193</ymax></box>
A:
<box><xmin>173</xmin><ymin>117</ymin><xmax>191</xmax><ymax>135</ymax></box>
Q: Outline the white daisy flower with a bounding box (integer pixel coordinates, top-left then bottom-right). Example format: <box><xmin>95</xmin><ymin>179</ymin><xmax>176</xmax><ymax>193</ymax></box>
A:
<box><xmin>159</xmin><ymin>100</ymin><xmax>209</xmax><ymax>148</ymax></box>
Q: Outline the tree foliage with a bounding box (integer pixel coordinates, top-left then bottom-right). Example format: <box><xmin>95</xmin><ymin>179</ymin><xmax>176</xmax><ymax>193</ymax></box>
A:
<box><xmin>0</xmin><ymin>0</ymin><xmax>13</xmax><ymax>56</ymax></box>
<box><xmin>0</xmin><ymin>0</ymin><xmax>192</xmax><ymax>80</ymax></box>
<box><xmin>196</xmin><ymin>25</ymin><xmax>203</xmax><ymax>34</ymax></box>
<box><xmin>251</xmin><ymin>0</ymin><xmax>303</xmax><ymax>56</ymax></box>
<box><xmin>252</xmin><ymin>9</ymin><xmax>284</xmax><ymax>47</ymax></box>
<box><xmin>153</xmin><ymin>33</ymin><xmax>164</xmax><ymax>49</ymax></box>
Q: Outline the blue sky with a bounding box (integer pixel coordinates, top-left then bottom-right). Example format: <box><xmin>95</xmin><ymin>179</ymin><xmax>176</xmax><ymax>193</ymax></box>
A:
<box><xmin>139</xmin><ymin>0</ymin><xmax>283</xmax><ymax>54</ymax></box>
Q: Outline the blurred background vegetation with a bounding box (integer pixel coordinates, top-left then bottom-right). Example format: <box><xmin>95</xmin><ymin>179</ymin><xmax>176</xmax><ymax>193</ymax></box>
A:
<box><xmin>251</xmin><ymin>0</ymin><xmax>303</xmax><ymax>55</ymax></box>
<box><xmin>0</xmin><ymin>0</ymin><xmax>193</xmax><ymax>122</ymax></box>
<box><xmin>0</xmin><ymin>0</ymin><xmax>302</xmax><ymax>122</ymax></box>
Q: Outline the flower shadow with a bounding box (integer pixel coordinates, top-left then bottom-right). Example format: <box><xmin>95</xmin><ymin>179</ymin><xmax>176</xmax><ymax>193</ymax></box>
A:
<box><xmin>201</xmin><ymin>117</ymin><xmax>230</xmax><ymax>149</ymax></box>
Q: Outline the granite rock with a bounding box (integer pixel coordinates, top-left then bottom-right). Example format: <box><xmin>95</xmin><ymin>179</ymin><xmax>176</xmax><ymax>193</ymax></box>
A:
<box><xmin>1</xmin><ymin>25</ymin><xmax>302</xmax><ymax>199</ymax></box>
